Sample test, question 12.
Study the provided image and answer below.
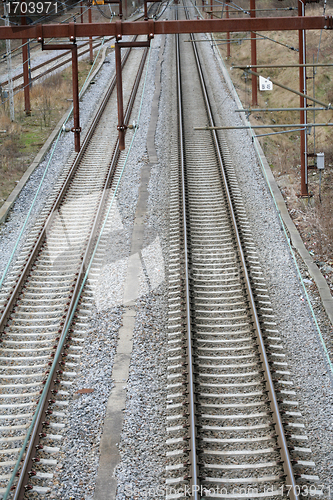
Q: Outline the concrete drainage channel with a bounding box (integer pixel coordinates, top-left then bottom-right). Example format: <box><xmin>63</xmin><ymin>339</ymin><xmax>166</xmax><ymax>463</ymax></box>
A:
<box><xmin>94</xmin><ymin>35</ymin><xmax>165</xmax><ymax>500</ymax></box>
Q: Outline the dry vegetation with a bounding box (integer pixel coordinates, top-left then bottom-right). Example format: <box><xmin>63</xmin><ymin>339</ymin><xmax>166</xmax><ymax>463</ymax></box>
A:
<box><xmin>0</xmin><ymin>0</ymin><xmax>112</xmax><ymax>208</ymax></box>
<box><xmin>0</xmin><ymin>60</ymin><xmax>94</xmax><ymax>206</ymax></box>
<box><xmin>1</xmin><ymin>1</ymin><xmax>332</xmax><ymax>289</ymax></box>
<box><xmin>0</xmin><ymin>0</ymin><xmax>126</xmax><ymax>210</ymax></box>
<box><xmin>212</xmin><ymin>0</ymin><xmax>333</xmax><ymax>284</ymax></box>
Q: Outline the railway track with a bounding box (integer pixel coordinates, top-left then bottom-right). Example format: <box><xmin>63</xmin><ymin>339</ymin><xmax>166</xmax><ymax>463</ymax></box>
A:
<box><xmin>166</xmin><ymin>3</ymin><xmax>319</xmax><ymax>499</ymax></box>
<box><xmin>0</xmin><ymin>34</ymin><xmax>149</xmax><ymax>499</ymax></box>
<box><xmin>1</xmin><ymin>38</ymin><xmax>108</xmax><ymax>93</ymax></box>
<box><xmin>0</xmin><ymin>5</ymin><xmax>160</xmax><ymax>96</ymax></box>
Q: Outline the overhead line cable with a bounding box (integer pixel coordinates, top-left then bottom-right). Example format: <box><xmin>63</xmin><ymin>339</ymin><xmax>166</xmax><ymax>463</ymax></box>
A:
<box><xmin>0</xmin><ymin>0</ymin><xmax>92</xmax><ymax>60</ymax></box>
<box><xmin>31</xmin><ymin>0</ymin><xmax>88</xmax><ymax>24</ymax></box>
<box><xmin>0</xmin><ymin>36</ymin><xmax>107</xmax><ymax>291</ymax></box>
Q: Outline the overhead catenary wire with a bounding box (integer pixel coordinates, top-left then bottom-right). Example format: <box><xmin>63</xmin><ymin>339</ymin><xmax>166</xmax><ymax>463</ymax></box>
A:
<box><xmin>198</xmin><ymin>0</ymin><xmax>299</xmax><ymax>52</ymax></box>
<box><xmin>1</xmin><ymin>37</ymin><xmax>96</xmax><ymax>85</ymax></box>
<box><xmin>0</xmin><ymin>37</ymin><xmax>107</xmax><ymax>290</ymax></box>
<box><xmin>254</xmin><ymin>127</ymin><xmax>306</xmax><ymax>138</ymax></box>
<box><xmin>154</xmin><ymin>0</ymin><xmax>171</xmax><ymax>20</ymax></box>
<box><xmin>0</xmin><ymin>39</ymin><xmax>102</xmax><ymax>107</ymax></box>
<box><xmin>208</xmin><ymin>0</ymin><xmax>296</xmax><ymax>13</ymax></box>
<box><xmin>206</xmin><ymin>22</ymin><xmax>333</xmax><ymax>380</ymax></box>
<box><xmin>1</xmin><ymin>38</ymin><xmax>152</xmax><ymax>500</ymax></box>
<box><xmin>95</xmin><ymin>1</ymin><xmax>115</xmax><ymax>19</ymax></box>
<box><xmin>0</xmin><ymin>0</ymin><xmax>93</xmax><ymax>62</ymax></box>
<box><xmin>0</xmin><ymin>0</ymin><xmax>84</xmax><ymax>27</ymax></box>
<box><xmin>251</xmin><ymin>30</ymin><xmax>298</xmax><ymax>51</ymax></box>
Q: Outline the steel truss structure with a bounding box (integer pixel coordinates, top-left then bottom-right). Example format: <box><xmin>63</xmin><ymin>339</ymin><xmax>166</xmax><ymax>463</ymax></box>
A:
<box><xmin>1</xmin><ymin>9</ymin><xmax>333</xmax><ymax>194</ymax></box>
<box><xmin>1</xmin><ymin>16</ymin><xmax>333</xmax><ymax>38</ymax></box>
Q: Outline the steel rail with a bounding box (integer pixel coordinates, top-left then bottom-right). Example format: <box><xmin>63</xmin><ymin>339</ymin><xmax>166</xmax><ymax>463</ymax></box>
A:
<box><xmin>1</xmin><ymin>36</ymin><xmax>147</xmax><ymax>500</ymax></box>
<box><xmin>175</xmin><ymin>17</ymin><xmax>199</xmax><ymax>499</ymax></box>
<box><xmin>12</xmin><ymin>42</ymin><xmax>149</xmax><ymax>500</ymax></box>
<box><xmin>1</xmin><ymin>16</ymin><xmax>333</xmax><ymax>39</ymax></box>
<box><xmin>0</xmin><ymin>37</ymin><xmax>135</xmax><ymax>332</ymax></box>
<box><xmin>0</xmin><ymin>37</ymin><xmax>105</xmax><ymax>88</ymax></box>
<box><xmin>11</xmin><ymin>42</ymin><xmax>105</xmax><ymax>92</ymax></box>
<box><xmin>186</xmin><ymin>7</ymin><xmax>299</xmax><ymax>499</ymax></box>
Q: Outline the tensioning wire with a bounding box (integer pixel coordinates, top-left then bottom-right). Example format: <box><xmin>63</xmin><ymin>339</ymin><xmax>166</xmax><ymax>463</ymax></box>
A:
<box><xmin>1</xmin><ymin>38</ymin><xmax>106</xmax><ymax>107</ymax></box>
<box><xmin>209</xmin><ymin>28</ymin><xmax>333</xmax><ymax>378</ymax></box>
<box><xmin>0</xmin><ymin>37</ymin><xmax>107</xmax><ymax>290</ymax></box>
<box><xmin>250</xmin><ymin>122</ymin><xmax>333</xmax><ymax>377</ymax></box>
<box><xmin>33</xmin><ymin>0</ymin><xmax>86</xmax><ymax>24</ymax></box>
<box><xmin>189</xmin><ymin>0</ymin><xmax>333</xmax><ymax>377</ymax></box>
<box><xmin>2</xmin><ymin>41</ymin><xmax>152</xmax><ymax>500</ymax></box>
<box><xmin>75</xmin><ymin>44</ymin><xmax>152</xmax><ymax>297</ymax></box>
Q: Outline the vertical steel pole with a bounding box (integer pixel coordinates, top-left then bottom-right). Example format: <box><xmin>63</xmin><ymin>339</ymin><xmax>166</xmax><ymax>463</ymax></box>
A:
<box><xmin>313</xmin><ymin>55</ymin><xmax>316</xmax><ymax>154</ymax></box>
<box><xmin>80</xmin><ymin>1</ymin><xmax>84</xmax><ymax>22</ymax></box>
<box><xmin>27</xmin><ymin>40</ymin><xmax>32</xmax><ymax>88</ymax></box>
<box><xmin>226</xmin><ymin>0</ymin><xmax>230</xmax><ymax>58</ymax></box>
<box><xmin>176</xmin><ymin>23</ymin><xmax>199</xmax><ymax>499</ymax></box>
<box><xmin>119</xmin><ymin>0</ymin><xmax>123</xmax><ymax>19</ymax></box>
<box><xmin>88</xmin><ymin>3</ymin><xmax>93</xmax><ymax>63</ymax></box>
<box><xmin>4</xmin><ymin>1</ymin><xmax>14</xmax><ymax>121</ymax></box>
<box><xmin>115</xmin><ymin>42</ymin><xmax>125</xmax><ymax>150</ymax></box>
<box><xmin>299</xmin><ymin>0</ymin><xmax>308</xmax><ymax>196</ymax></box>
<box><xmin>210</xmin><ymin>0</ymin><xmax>213</xmax><ymax>19</ymax></box>
<box><xmin>250</xmin><ymin>0</ymin><xmax>257</xmax><ymax>106</ymax></box>
<box><xmin>21</xmin><ymin>16</ymin><xmax>31</xmax><ymax>115</ymax></box>
<box><xmin>144</xmin><ymin>0</ymin><xmax>148</xmax><ymax>20</ymax></box>
<box><xmin>71</xmin><ymin>45</ymin><xmax>81</xmax><ymax>152</ymax></box>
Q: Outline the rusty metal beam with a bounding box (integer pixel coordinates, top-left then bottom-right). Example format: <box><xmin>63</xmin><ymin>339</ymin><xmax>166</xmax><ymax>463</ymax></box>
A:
<box><xmin>225</xmin><ymin>0</ymin><xmax>230</xmax><ymax>58</ymax></box>
<box><xmin>88</xmin><ymin>4</ymin><xmax>93</xmax><ymax>63</ymax></box>
<box><xmin>250</xmin><ymin>0</ymin><xmax>257</xmax><ymax>106</ymax></box>
<box><xmin>1</xmin><ymin>16</ymin><xmax>332</xmax><ymax>39</ymax></box>
<box><xmin>299</xmin><ymin>0</ymin><xmax>308</xmax><ymax>196</ymax></box>
<box><xmin>39</xmin><ymin>39</ymin><xmax>81</xmax><ymax>152</ymax></box>
<box><xmin>21</xmin><ymin>16</ymin><xmax>31</xmax><ymax>116</ymax></box>
<box><xmin>115</xmin><ymin>38</ymin><xmax>151</xmax><ymax>149</ymax></box>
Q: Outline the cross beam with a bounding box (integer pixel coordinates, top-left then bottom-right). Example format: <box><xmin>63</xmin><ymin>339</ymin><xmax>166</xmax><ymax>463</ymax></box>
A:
<box><xmin>0</xmin><ymin>16</ymin><xmax>332</xmax><ymax>39</ymax></box>
<box><xmin>2</xmin><ymin>13</ymin><xmax>332</xmax><ymax>194</ymax></box>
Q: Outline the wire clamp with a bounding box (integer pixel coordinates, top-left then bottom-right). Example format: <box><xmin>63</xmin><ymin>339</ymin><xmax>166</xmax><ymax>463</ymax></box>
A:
<box><xmin>324</xmin><ymin>15</ymin><xmax>333</xmax><ymax>29</ymax></box>
<box><xmin>69</xmin><ymin>22</ymin><xmax>76</xmax><ymax>42</ymax></box>
<box><xmin>148</xmin><ymin>19</ymin><xmax>154</xmax><ymax>39</ymax></box>
<box><xmin>115</xmin><ymin>20</ymin><xmax>122</xmax><ymax>40</ymax></box>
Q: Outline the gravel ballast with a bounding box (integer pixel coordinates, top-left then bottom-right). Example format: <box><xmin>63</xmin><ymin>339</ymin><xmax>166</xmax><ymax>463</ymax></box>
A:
<box><xmin>0</xmin><ymin>39</ymin><xmax>115</xmax><ymax>278</ymax></box>
<box><xmin>0</xmin><ymin>7</ymin><xmax>332</xmax><ymax>498</ymax></box>
<box><xmin>43</xmin><ymin>34</ymin><xmax>168</xmax><ymax>499</ymax></box>
<box><xmin>197</xmin><ymin>34</ymin><xmax>333</xmax><ymax>489</ymax></box>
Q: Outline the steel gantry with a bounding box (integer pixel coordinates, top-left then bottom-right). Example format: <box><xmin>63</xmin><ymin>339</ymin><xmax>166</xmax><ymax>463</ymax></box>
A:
<box><xmin>1</xmin><ymin>9</ymin><xmax>333</xmax><ymax>193</ymax></box>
